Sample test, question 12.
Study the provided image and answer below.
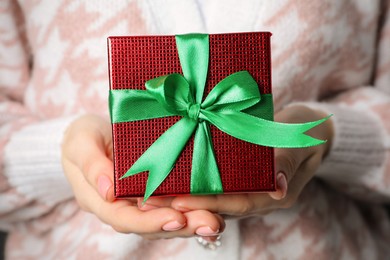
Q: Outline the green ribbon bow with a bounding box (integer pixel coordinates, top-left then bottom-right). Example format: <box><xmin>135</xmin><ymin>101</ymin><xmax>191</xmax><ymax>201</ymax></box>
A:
<box><xmin>110</xmin><ymin>34</ymin><xmax>328</xmax><ymax>202</ymax></box>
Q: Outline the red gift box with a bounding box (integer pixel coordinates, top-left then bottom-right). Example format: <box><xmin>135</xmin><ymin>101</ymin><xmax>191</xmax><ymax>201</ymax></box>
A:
<box><xmin>108</xmin><ymin>32</ymin><xmax>276</xmax><ymax>199</ymax></box>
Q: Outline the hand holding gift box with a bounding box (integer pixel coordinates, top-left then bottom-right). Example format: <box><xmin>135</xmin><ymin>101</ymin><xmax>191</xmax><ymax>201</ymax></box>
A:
<box><xmin>108</xmin><ymin>33</ymin><xmax>329</xmax><ymax>202</ymax></box>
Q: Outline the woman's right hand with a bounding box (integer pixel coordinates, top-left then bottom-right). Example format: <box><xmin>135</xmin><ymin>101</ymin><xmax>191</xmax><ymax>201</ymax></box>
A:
<box><xmin>61</xmin><ymin>114</ymin><xmax>225</xmax><ymax>240</ymax></box>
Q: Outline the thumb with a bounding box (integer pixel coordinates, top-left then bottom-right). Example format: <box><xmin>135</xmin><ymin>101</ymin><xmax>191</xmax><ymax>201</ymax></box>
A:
<box><xmin>269</xmin><ymin>148</ymin><xmax>304</xmax><ymax>200</ymax></box>
<box><xmin>63</xmin><ymin>115</ymin><xmax>115</xmax><ymax>202</ymax></box>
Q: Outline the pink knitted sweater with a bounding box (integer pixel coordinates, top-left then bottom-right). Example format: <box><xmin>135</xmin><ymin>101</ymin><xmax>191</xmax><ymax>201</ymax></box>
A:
<box><xmin>1</xmin><ymin>0</ymin><xmax>390</xmax><ymax>259</ymax></box>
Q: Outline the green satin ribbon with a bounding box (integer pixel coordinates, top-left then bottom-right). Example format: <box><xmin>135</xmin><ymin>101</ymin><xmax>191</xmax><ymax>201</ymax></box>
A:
<box><xmin>109</xmin><ymin>34</ymin><xmax>328</xmax><ymax>202</ymax></box>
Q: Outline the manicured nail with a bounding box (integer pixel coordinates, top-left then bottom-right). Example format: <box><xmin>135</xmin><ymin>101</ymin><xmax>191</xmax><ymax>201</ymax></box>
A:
<box><xmin>276</xmin><ymin>172</ymin><xmax>288</xmax><ymax>199</ymax></box>
<box><xmin>195</xmin><ymin>226</ymin><xmax>219</xmax><ymax>237</ymax></box>
<box><xmin>97</xmin><ymin>175</ymin><xmax>112</xmax><ymax>200</ymax></box>
<box><xmin>162</xmin><ymin>221</ymin><xmax>186</xmax><ymax>231</ymax></box>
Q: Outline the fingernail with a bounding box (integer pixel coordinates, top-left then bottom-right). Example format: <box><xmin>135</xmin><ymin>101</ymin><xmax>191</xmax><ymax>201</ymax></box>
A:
<box><xmin>162</xmin><ymin>221</ymin><xmax>185</xmax><ymax>231</ymax></box>
<box><xmin>195</xmin><ymin>226</ymin><xmax>219</xmax><ymax>237</ymax></box>
<box><xmin>97</xmin><ymin>175</ymin><xmax>112</xmax><ymax>200</ymax></box>
<box><xmin>276</xmin><ymin>172</ymin><xmax>288</xmax><ymax>199</ymax></box>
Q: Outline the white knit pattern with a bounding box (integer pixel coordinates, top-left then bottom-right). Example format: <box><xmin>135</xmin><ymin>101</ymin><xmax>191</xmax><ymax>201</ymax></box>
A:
<box><xmin>4</xmin><ymin>117</ymin><xmax>77</xmax><ymax>207</ymax></box>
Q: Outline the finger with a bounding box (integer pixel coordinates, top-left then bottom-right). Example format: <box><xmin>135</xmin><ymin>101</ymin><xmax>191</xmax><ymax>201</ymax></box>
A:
<box><xmin>285</xmin><ymin>153</ymin><xmax>321</xmax><ymax>205</ymax></box>
<box><xmin>64</xmin><ymin>157</ymin><xmax>188</xmax><ymax>235</ymax></box>
<box><xmin>180</xmin><ymin>210</ymin><xmax>224</xmax><ymax>237</ymax></box>
<box><xmin>268</xmin><ymin>172</ymin><xmax>288</xmax><ymax>200</ymax></box>
<box><xmin>171</xmin><ymin>195</ymin><xmax>217</xmax><ymax>213</ymax></box>
<box><xmin>65</xmin><ymin>130</ymin><xmax>115</xmax><ymax>202</ymax></box>
<box><xmin>84</xmin><ymin>151</ymin><xmax>115</xmax><ymax>202</ymax></box>
<box><xmin>62</xmin><ymin>157</ymin><xmax>98</xmax><ymax>212</ymax></box>
<box><xmin>171</xmin><ymin>194</ymin><xmax>269</xmax><ymax>216</ymax></box>
<box><xmin>142</xmin><ymin>210</ymin><xmax>225</xmax><ymax>240</ymax></box>
<box><xmin>274</xmin><ymin>147</ymin><xmax>306</xmax><ymax>183</ymax></box>
<box><xmin>98</xmin><ymin>200</ymin><xmax>187</xmax><ymax>234</ymax></box>
<box><xmin>80</xmin><ymin>144</ymin><xmax>115</xmax><ymax>202</ymax></box>
<box><xmin>266</xmin><ymin>148</ymin><xmax>303</xmax><ymax>201</ymax></box>
<box><xmin>137</xmin><ymin>196</ymin><xmax>176</xmax><ymax>211</ymax></box>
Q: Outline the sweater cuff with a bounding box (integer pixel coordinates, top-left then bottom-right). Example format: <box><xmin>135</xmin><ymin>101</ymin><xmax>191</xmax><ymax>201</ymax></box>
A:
<box><xmin>299</xmin><ymin>103</ymin><xmax>385</xmax><ymax>181</ymax></box>
<box><xmin>3</xmin><ymin>116</ymin><xmax>79</xmax><ymax>207</ymax></box>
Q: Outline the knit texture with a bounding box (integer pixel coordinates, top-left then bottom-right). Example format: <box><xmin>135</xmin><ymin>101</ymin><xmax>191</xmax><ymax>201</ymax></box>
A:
<box><xmin>4</xmin><ymin>116</ymin><xmax>76</xmax><ymax>207</ymax></box>
<box><xmin>1</xmin><ymin>0</ymin><xmax>390</xmax><ymax>259</ymax></box>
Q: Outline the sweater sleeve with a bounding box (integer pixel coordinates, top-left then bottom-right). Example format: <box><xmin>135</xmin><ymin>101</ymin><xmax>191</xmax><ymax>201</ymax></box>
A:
<box><xmin>0</xmin><ymin>0</ymin><xmax>74</xmax><ymax>231</ymax></box>
<box><xmin>303</xmin><ymin>1</ymin><xmax>390</xmax><ymax>203</ymax></box>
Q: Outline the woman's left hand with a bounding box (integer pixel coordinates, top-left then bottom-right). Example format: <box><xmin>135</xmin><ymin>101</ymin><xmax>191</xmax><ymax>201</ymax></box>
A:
<box><xmin>141</xmin><ymin>105</ymin><xmax>333</xmax><ymax>218</ymax></box>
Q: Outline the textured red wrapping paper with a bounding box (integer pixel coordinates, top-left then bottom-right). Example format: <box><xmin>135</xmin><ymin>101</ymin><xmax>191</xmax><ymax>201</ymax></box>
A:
<box><xmin>108</xmin><ymin>32</ymin><xmax>276</xmax><ymax>198</ymax></box>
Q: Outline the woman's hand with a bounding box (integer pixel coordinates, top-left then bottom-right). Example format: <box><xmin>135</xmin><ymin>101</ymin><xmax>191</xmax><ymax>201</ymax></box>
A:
<box><xmin>61</xmin><ymin>114</ymin><xmax>225</xmax><ymax>239</ymax></box>
<box><xmin>142</xmin><ymin>105</ymin><xmax>333</xmax><ymax>217</ymax></box>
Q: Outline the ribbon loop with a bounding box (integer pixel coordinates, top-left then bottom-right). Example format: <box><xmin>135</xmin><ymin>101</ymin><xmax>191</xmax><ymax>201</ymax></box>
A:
<box><xmin>201</xmin><ymin>71</ymin><xmax>260</xmax><ymax>112</ymax></box>
<box><xmin>145</xmin><ymin>73</ymin><xmax>191</xmax><ymax>116</ymax></box>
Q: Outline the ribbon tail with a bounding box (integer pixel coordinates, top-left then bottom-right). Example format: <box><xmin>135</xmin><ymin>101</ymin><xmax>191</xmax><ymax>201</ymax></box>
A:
<box><xmin>109</xmin><ymin>89</ymin><xmax>175</xmax><ymax>123</ymax></box>
<box><xmin>202</xmin><ymin>110</ymin><xmax>331</xmax><ymax>148</ymax></box>
<box><xmin>121</xmin><ymin>118</ymin><xmax>197</xmax><ymax>202</ymax></box>
<box><xmin>191</xmin><ymin>121</ymin><xmax>223</xmax><ymax>195</ymax></box>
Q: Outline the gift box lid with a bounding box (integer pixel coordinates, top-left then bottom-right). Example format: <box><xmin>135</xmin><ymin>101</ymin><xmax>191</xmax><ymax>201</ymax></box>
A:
<box><xmin>108</xmin><ymin>32</ymin><xmax>276</xmax><ymax>198</ymax></box>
